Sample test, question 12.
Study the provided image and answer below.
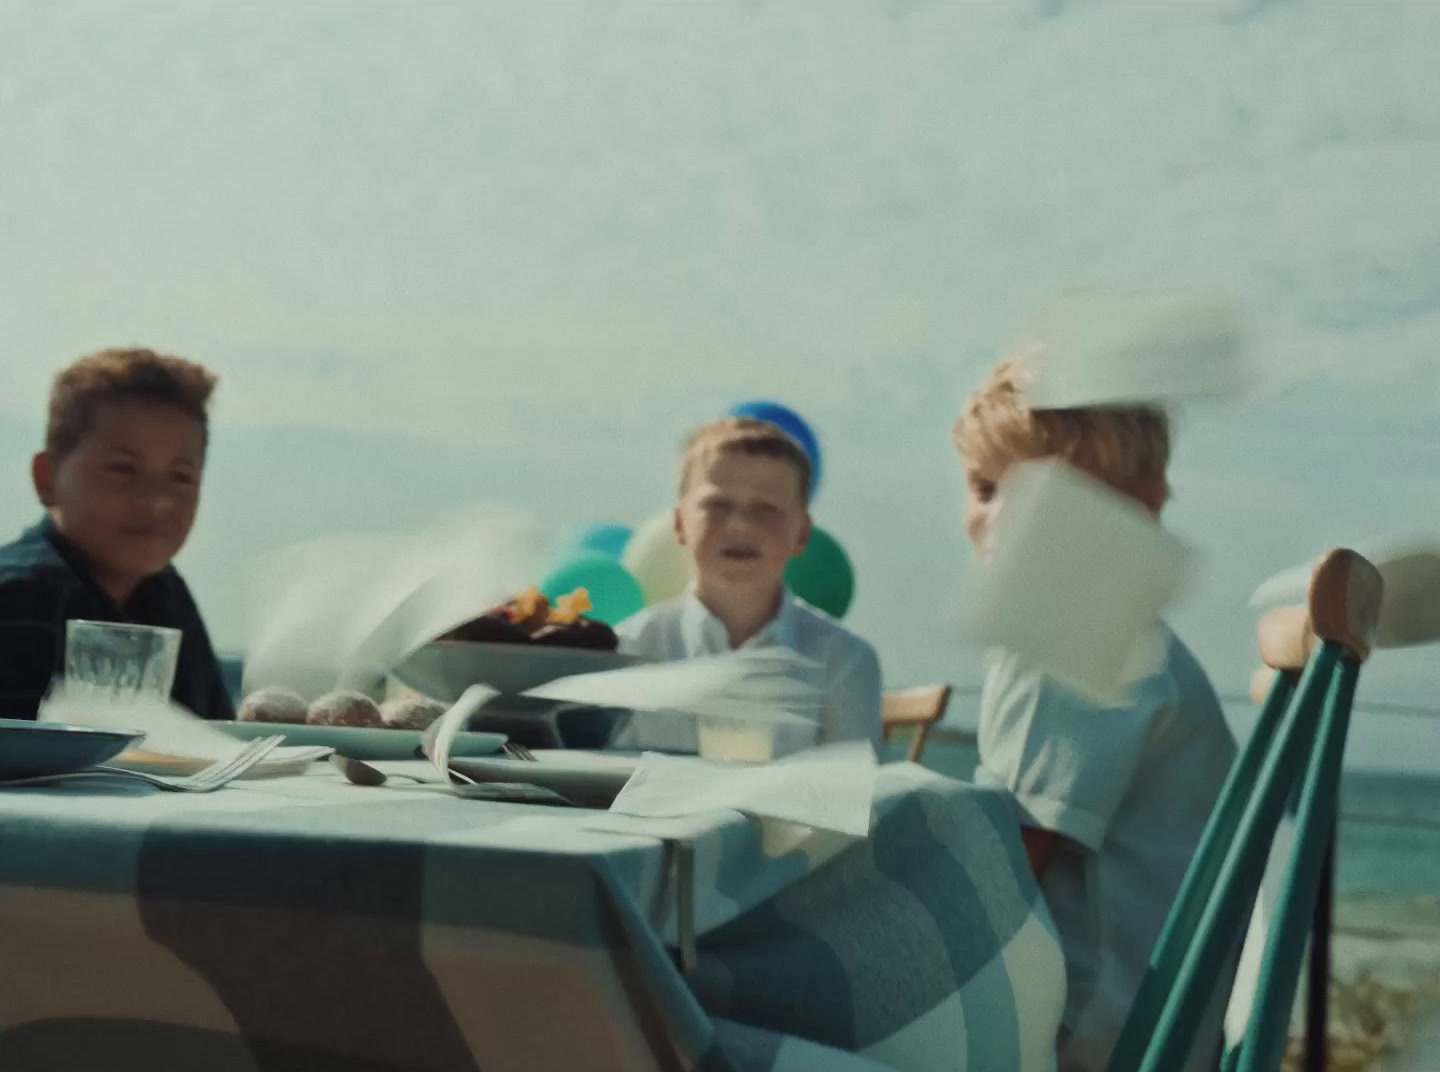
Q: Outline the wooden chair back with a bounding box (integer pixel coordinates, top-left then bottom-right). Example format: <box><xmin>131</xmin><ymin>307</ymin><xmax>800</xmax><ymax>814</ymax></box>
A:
<box><xmin>882</xmin><ymin>684</ymin><xmax>953</xmax><ymax>764</ymax></box>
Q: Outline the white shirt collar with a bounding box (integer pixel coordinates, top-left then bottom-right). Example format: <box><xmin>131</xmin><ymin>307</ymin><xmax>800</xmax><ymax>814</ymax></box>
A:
<box><xmin>680</xmin><ymin>584</ymin><xmax>797</xmax><ymax>655</ymax></box>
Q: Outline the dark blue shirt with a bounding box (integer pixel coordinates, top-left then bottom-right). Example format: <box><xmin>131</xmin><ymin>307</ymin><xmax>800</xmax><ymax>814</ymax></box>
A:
<box><xmin>0</xmin><ymin>518</ymin><xmax>234</xmax><ymax>721</ymax></box>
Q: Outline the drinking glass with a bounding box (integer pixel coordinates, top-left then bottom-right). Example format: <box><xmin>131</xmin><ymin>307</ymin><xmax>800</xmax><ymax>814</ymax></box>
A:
<box><xmin>64</xmin><ymin>620</ymin><xmax>181</xmax><ymax>702</ymax></box>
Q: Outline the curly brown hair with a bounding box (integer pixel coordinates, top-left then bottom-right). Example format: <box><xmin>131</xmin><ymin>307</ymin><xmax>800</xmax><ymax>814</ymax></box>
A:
<box><xmin>678</xmin><ymin>417</ymin><xmax>812</xmax><ymax>503</ymax></box>
<box><xmin>46</xmin><ymin>348</ymin><xmax>217</xmax><ymax>461</ymax></box>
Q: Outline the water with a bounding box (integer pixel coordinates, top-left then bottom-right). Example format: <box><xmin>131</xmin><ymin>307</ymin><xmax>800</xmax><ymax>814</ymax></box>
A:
<box><xmin>1339</xmin><ymin>770</ymin><xmax>1440</xmax><ymax>903</ymax></box>
<box><xmin>907</xmin><ymin>735</ymin><xmax>1440</xmax><ymax>900</ymax></box>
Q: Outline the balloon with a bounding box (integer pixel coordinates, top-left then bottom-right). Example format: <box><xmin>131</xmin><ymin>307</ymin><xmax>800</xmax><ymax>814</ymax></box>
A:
<box><xmin>539</xmin><ymin>553</ymin><xmax>646</xmax><ymax>627</ymax></box>
<box><xmin>727</xmin><ymin>400</ymin><xmax>822</xmax><ymax>497</ymax></box>
<box><xmin>622</xmin><ymin>509</ymin><xmax>694</xmax><ymax>605</ymax></box>
<box><xmin>556</xmin><ymin>522</ymin><xmax>632</xmax><ymax>562</ymax></box>
<box><xmin>784</xmin><ymin>525</ymin><xmax>854</xmax><ymax>619</ymax></box>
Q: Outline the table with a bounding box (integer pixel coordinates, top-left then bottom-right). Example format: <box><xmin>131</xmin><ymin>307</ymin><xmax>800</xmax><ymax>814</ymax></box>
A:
<box><xmin>0</xmin><ymin>760</ymin><xmax>1064</xmax><ymax>1072</ymax></box>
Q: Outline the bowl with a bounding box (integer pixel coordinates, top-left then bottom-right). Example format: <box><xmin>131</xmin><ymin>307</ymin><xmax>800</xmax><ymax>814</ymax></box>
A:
<box><xmin>390</xmin><ymin>641</ymin><xmax>645</xmax><ymax>703</ymax></box>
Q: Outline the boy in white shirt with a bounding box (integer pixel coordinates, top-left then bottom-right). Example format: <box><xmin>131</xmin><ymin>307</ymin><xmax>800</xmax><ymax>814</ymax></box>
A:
<box><xmin>953</xmin><ymin>359</ymin><xmax>1238</xmax><ymax>1072</ymax></box>
<box><xmin>616</xmin><ymin>417</ymin><xmax>882</xmax><ymax>754</ymax></box>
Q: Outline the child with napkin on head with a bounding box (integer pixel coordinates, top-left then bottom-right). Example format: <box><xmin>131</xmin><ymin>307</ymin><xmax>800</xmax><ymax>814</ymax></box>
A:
<box><xmin>955</xmin><ymin>356</ymin><xmax>1236</xmax><ymax>1072</ymax></box>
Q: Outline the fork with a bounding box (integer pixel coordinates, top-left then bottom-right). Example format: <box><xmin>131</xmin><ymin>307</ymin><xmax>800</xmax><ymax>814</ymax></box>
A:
<box><xmin>501</xmin><ymin>741</ymin><xmax>538</xmax><ymax>762</ymax></box>
<box><xmin>0</xmin><ymin>735</ymin><xmax>287</xmax><ymax>793</ymax></box>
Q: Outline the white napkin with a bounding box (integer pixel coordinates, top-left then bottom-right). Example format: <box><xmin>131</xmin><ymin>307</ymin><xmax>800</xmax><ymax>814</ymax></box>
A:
<box><xmin>243</xmin><ymin>508</ymin><xmax>549</xmax><ymax>698</ymax></box>
<box><xmin>421</xmin><ymin>684</ymin><xmax>501</xmax><ymax>777</ymax></box>
<box><xmin>415</xmin><ymin>651</ymin><xmax>821</xmax><ymax>777</ymax></box>
<box><xmin>1019</xmin><ymin>289</ymin><xmax>1252</xmax><ymax>410</ymax></box>
<box><xmin>961</xmin><ymin>458</ymin><xmax>1191</xmax><ymax>704</ymax></box>
<box><xmin>1249</xmin><ymin>537</ymin><xmax>1440</xmax><ymax>649</ymax></box>
<box><xmin>38</xmin><ymin>684</ymin><xmax>330</xmax><ymax>776</ymax></box>
<box><xmin>524</xmin><ymin>648</ymin><xmax>821</xmax><ymax>731</ymax></box>
<box><xmin>609</xmin><ymin>741</ymin><xmax>878</xmax><ymax>837</ymax></box>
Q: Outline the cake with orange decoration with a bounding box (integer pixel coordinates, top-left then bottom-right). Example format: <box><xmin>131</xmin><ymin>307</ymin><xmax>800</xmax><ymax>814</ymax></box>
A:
<box><xmin>440</xmin><ymin>587</ymin><xmax>619</xmax><ymax>652</ymax></box>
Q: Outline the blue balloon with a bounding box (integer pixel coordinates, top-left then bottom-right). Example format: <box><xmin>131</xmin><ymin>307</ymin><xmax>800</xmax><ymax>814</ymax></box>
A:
<box><xmin>727</xmin><ymin>400</ymin><xmax>822</xmax><ymax>497</ymax></box>
<box><xmin>539</xmin><ymin>553</ymin><xmax>647</xmax><ymax>627</ymax></box>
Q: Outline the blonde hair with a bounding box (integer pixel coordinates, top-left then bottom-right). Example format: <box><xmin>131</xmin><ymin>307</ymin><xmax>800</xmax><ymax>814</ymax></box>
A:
<box><xmin>952</xmin><ymin>358</ymin><xmax>1171</xmax><ymax>504</ymax></box>
<box><xmin>678</xmin><ymin>417</ymin><xmax>812</xmax><ymax>502</ymax></box>
<box><xmin>47</xmin><ymin>347</ymin><xmax>216</xmax><ymax>461</ymax></box>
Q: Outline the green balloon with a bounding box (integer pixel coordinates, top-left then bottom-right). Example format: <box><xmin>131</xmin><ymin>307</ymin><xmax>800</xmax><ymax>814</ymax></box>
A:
<box><xmin>785</xmin><ymin>525</ymin><xmax>854</xmax><ymax>619</ymax></box>
<box><xmin>540</xmin><ymin>553</ymin><xmax>647</xmax><ymax>627</ymax></box>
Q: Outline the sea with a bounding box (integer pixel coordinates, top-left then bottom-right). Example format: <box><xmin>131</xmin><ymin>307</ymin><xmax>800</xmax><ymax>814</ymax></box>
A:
<box><xmin>899</xmin><ymin>711</ymin><xmax>1440</xmax><ymax>909</ymax></box>
<box><xmin>904</xmin><ymin>697</ymin><xmax>1440</xmax><ymax>1066</ymax></box>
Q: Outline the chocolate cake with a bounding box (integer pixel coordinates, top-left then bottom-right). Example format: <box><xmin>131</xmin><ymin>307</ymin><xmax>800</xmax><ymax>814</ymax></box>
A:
<box><xmin>531</xmin><ymin>617</ymin><xmax>618</xmax><ymax>651</ymax></box>
<box><xmin>438</xmin><ymin>587</ymin><xmax>619</xmax><ymax>652</ymax></box>
<box><xmin>440</xmin><ymin>613</ymin><xmax>530</xmax><ymax>645</ymax></box>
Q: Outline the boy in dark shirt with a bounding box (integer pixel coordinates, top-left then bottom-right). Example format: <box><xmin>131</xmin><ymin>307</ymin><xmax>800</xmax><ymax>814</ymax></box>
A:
<box><xmin>0</xmin><ymin>348</ymin><xmax>233</xmax><ymax>720</ymax></box>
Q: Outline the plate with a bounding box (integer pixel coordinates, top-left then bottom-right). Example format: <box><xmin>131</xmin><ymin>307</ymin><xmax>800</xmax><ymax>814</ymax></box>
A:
<box><xmin>111</xmin><ymin>746</ymin><xmax>329</xmax><ymax>779</ymax></box>
<box><xmin>448</xmin><ymin>750</ymin><xmax>640</xmax><ymax>809</ymax></box>
<box><xmin>0</xmin><ymin>719</ymin><xmax>145</xmax><ymax>780</ymax></box>
<box><xmin>215</xmin><ymin>720</ymin><xmax>508</xmax><ymax>762</ymax></box>
<box><xmin>391</xmin><ymin>641</ymin><xmax>645</xmax><ymax>701</ymax></box>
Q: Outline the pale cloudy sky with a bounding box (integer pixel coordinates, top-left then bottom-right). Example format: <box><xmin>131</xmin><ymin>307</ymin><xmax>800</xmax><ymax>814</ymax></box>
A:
<box><xmin>2</xmin><ymin>0</ymin><xmax>1439</xmax><ymax>755</ymax></box>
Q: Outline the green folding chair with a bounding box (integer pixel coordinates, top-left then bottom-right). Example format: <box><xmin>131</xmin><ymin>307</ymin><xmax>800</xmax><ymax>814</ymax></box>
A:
<box><xmin>1108</xmin><ymin>548</ymin><xmax>1384</xmax><ymax>1072</ymax></box>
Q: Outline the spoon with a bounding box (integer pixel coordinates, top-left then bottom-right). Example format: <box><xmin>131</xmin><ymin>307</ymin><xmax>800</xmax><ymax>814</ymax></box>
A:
<box><xmin>330</xmin><ymin>754</ymin><xmax>443</xmax><ymax>788</ymax></box>
<box><xmin>330</xmin><ymin>753</ymin><xmax>575</xmax><ymax>805</ymax></box>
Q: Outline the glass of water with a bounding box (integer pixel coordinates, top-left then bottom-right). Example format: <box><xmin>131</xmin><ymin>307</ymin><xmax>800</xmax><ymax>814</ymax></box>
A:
<box><xmin>64</xmin><ymin>620</ymin><xmax>182</xmax><ymax>702</ymax></box>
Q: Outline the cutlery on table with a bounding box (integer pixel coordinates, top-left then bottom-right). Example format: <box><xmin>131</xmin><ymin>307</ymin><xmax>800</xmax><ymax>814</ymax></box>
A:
<box><xmin>0</xmin><ymin>736</ymin><xmax>285</xmax><ymax>793</ymax></box>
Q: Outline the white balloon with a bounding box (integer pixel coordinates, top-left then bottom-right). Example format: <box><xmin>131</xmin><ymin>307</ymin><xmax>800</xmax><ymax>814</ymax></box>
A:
<box><xmin>622</xmin><ymin>509</ymin><xmax>694</xmax><ymax>605</ymax></box>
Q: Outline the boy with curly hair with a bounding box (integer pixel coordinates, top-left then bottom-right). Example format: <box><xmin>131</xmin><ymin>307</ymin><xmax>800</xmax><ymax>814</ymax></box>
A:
<box><xmin>0</xmin><ymin>348</ymin><xmax>233</xmax><ymax>720</ymax></box>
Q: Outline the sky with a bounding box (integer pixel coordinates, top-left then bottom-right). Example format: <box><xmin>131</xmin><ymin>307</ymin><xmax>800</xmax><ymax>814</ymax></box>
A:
<box><xmin>1</xmin><ymin>0</ymin><xmax>1438</xmax><ymax>763</ymax></box>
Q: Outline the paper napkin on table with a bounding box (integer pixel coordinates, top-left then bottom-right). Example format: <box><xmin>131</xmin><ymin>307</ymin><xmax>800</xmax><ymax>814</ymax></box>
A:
<box><xmin>417</xmin><ymin>651</ymin><xmax>823</xmax><ymax>780</ymax></box>
<box><xmin>608</xmin><ymin>741</ymin><xmax>878</xmax><ymax>837</ymax></box>
<box><xmin>524</xmin><ymin>648</ymin><xmax>821</xmax><ymax>729</ymax></box>
<box><xmin>421</xmin><ymin>684</ymin><xmax>501</xmax><ymax>777</ymax></box>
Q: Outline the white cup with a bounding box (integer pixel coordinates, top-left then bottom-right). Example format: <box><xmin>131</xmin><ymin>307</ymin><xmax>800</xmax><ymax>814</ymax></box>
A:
<box><xmin>696</xmin><ymin>716</ymin><xmax>775</xmax><ymax>763</ymax></box>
